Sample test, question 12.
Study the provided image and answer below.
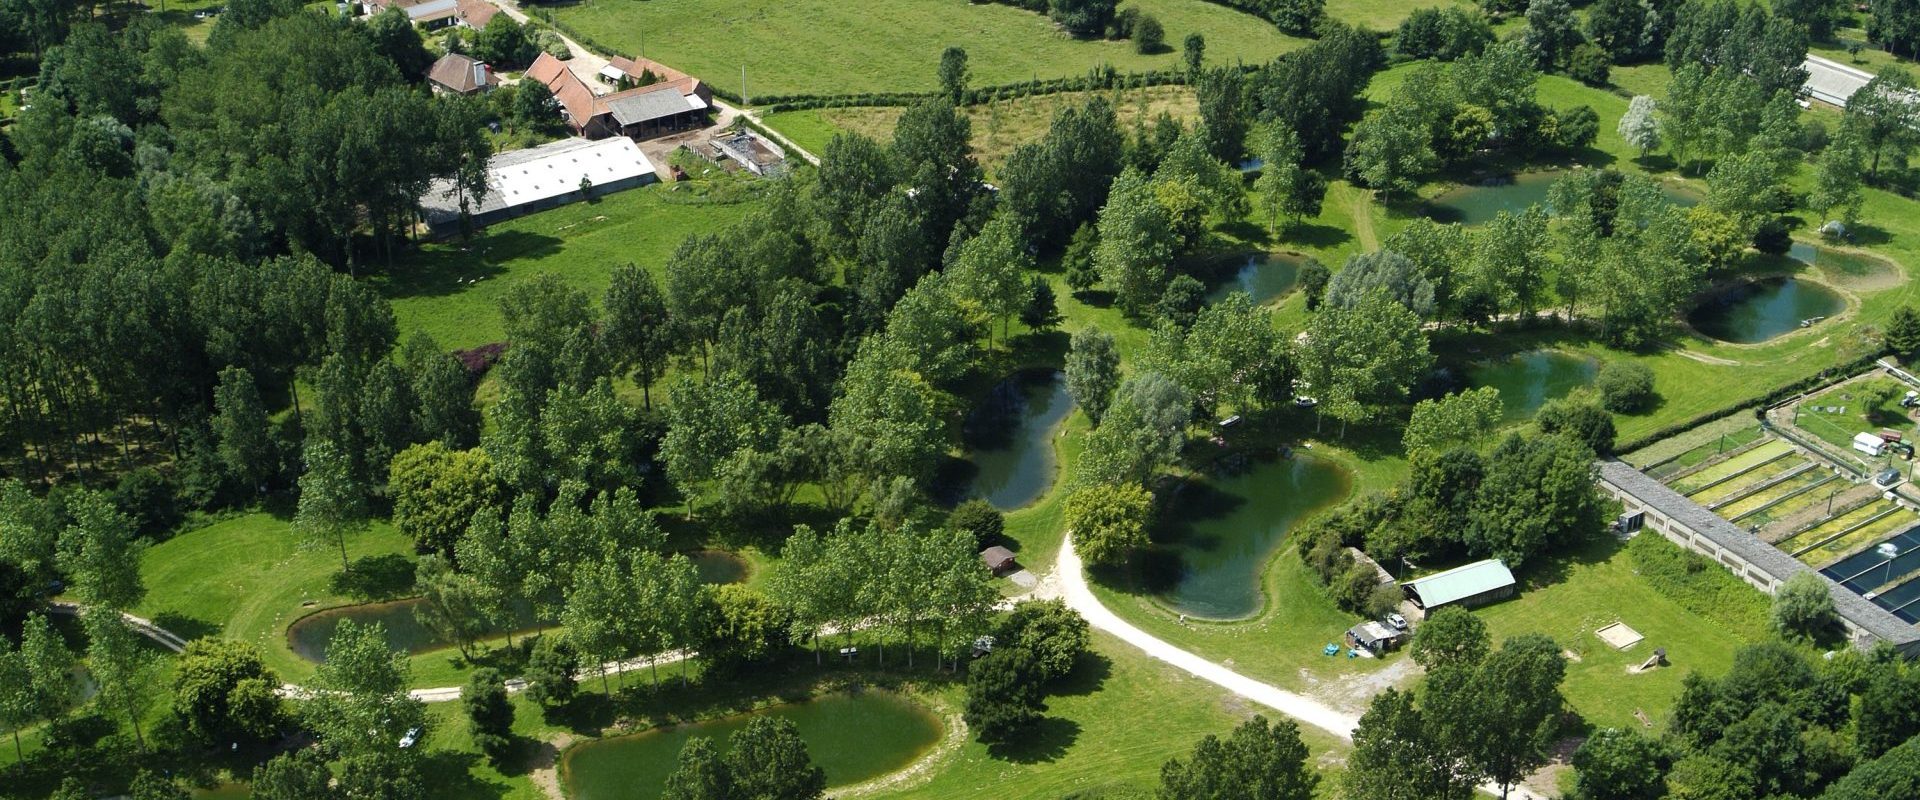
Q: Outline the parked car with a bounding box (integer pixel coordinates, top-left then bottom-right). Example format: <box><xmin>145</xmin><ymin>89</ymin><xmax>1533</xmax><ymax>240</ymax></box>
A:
<box><xmin>1384</xmin><ymin>612</ymin><xmax>1408</xmax><ymax>631</ymax></box>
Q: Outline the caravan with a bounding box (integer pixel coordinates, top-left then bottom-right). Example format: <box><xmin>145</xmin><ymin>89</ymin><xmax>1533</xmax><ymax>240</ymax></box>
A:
<box><xmin>1854</xmin><ymin>432</ymin><xmax>1887</xmax><ymax>457</ymax></box>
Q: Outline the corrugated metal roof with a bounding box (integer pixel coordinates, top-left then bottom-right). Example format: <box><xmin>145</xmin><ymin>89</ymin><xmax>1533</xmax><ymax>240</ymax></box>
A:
<box><xmin>605</xmin><ymin>87</ymin><xmax>693</xmax><ymax>126</ymax></box>
<box><xmin>419</xmin><ymin>137</ymin><xmax>656</xmax><ymax>224</ymax></box>
<box><xmin>1404</xmin><ymin>559</ymin><xmax>1514</xmax><ymax>607</ymax></box>
<box><xmin>1805</xmin><ymin>55</ymin><xmax>1873</xmax><ymax>107</ymax></box>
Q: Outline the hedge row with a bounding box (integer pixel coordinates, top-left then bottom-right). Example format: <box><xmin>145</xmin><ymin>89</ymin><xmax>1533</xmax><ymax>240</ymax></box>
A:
<box><xmin>754</xmin><ymin>67</ymin><xmax>1198</xmax><ymax>113</ymax></box>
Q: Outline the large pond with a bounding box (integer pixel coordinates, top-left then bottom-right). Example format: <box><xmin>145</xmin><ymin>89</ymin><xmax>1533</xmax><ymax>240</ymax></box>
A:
<box><xmin>1428</xmin><ymin>170</ymin><xmax>1698</xmax><ymax>226</ymax></box>
<box><xmin>289</xmin><ymin>551</ymin><xmax>749</xmax><ymax>662</ymax></box>
<box><xmin>1468</xmin><ymin>350</ymin><xmax>1599</xmax><ymax>422</ymax></box>
<box><xmin>1151</xmin><ymin>455</ymin><xmax>1352</xmax><ymax>619</ymax></box>
<box><xmin>963</xmin><ymin>370</ymin><xmax>1074</xmax><ymax>510</ymax></box>
<box><xmin>1688</xmin><ymin>277</ymin><xmax>1846</xmax><ymax>344</ymax></box>
<box><xmin>1208</xmin><ymin>253</ymin><xmax>1304</xmax><ymax>306</ymax></box>
<box><xmin>561</xmin><ymin>690</ymin><xmax>943</xmax><ymax>800</ymax></box>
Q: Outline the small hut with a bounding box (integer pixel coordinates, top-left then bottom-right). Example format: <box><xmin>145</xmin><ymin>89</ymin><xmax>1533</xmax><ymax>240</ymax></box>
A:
<box><xmin>981</xmin><ymin>546</ymin><xmax>1018</xmax><ymax>575</ymax></box>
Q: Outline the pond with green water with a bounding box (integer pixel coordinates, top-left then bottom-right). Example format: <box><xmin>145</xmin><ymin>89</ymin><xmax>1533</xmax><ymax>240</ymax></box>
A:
<box><xmin>1688</xmin><ymin>278</ymin><xmax>1846</xmax><ymax>344</ymax></box>
<box><xmin>964</xmin><ymin>370</ymin><xmax>1074</xmax><ymax>510</ymax></box>
<box><xmin>560</xmin><ymin>690</ymin><xmax>942</xmax><ymax>800</ymax></box>
<box><xmin>1468</xmin><ymin>350</ymin><xmax>1599</xmax><ymax>422</ymax></box>
<box><xmin>1151</xmin><ymin>455</ymin><xmax>1351</xmax><ymax>619</ymax></box>
<box><xmin>1428</xmin><ymin>170</ymin><xmax>1698</xmax><ymax>226</ymax></box>
<box><xmin>1208</xmin><ymin>253</ymin><xmax>1303</xmax><ymax>306</ymax></box>
<box><xmin>289</xmin><ymin>551</ymin><xmax>748</xmax><ymax>661</ymax></box>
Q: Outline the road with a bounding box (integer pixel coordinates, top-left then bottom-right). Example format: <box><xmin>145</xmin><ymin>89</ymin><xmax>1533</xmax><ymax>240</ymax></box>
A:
<box><xmin>1054</xmin><ymin>536</ymin><xmax>1546</xmax><ymax>800</ymax></box>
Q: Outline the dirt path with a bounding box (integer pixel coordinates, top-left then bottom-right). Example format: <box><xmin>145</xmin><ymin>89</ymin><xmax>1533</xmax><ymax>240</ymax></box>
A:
<box><xmin>528</xmin><ymin>732</ymin><xmax>573</xmax><ymax>800</ymax></box>
<box><xmin>1054</xmin><ymin>536</ymin><xmax>1547</xmax><ymax>800</ymax></box>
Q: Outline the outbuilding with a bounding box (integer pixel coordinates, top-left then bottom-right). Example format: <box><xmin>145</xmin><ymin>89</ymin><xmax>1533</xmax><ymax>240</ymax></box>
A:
<box><xmin>1346</xmin><ymin>621</ymin><xmax>1403</xmax><ymax>654</ymax></box>
<box><xmin>418</xmin><ymin>136</ymin><xmax>657</xmax><ymax>236</ymax></box>
<box><xmin>980</xmin><ymin>546</ymin><xmax>1018</xmax><ymax>575</ymax></box>
<box><xmin>1402</xmin><ymin>559</ymin><xmax>1516</xmax><ymax>611</ymax></box>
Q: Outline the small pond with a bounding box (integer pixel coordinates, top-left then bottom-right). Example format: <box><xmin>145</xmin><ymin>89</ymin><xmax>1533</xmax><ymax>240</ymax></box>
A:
<box><xmin>1467</xmin><ymin>350</ymin><xmax>1599</xmax><ymax>422</ymax></box>
<box><xmin>193</xmin><ymin>784</ymin><xmax>250</xmax><ymax>800</ymax></box>
<box><xmin>1428</xmin><ymin>170</ymin><xmax>1698</xmax><ymax>226</ymax></box>
<box><xmin>1208</xmin><ymin>253</ymin><xmax>1304</xmax><ymax>306</ymax></box>
<box><xmin>560</xmin><ymin>690</ymin><xmax>943</xmax><ymax>800</ymax></box>
<box><xmin>1688</xmin><ymin>277</ymin><xmax>1846</xmax><ymax>344</ymax></box>
<box><xmin>689</xmin><ymin>549</ymin><xmax>750</xmax><ymax>585</ymax></box>
<box><xmin>289</xmin><ymin>551</ymin><xmax>748</xmax><ymax>661</ymax></box>
<box><xmin>1789</xmin><ymin>241</ymin><xmax>1900</xmax><ymax>286</ymax></box>
<box><xmin>964</xmin><ymin>370</ymin><xmax>1074</xmax><ymax>510</ymax></box>
<box><xmin>1151</xmin><ymin>455</ymin><xmax>1351</xmax><ymax>619</ymax></box>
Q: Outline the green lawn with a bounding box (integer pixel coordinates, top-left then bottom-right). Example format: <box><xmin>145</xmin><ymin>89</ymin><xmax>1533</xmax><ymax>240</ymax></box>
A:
<box><xmin>135</xmin><ymin>511</ymin><xmax>431</xmax><ymax>686</ymax></box>
<box><xmin>546</xmin><ymin>0</ymin><xmax>1303</xmax><ymax>98</ymax></box>
<box><xmin>1476</xmin><ymin>536</ymin><xmax>1761</xmax><ymax>732</ymax></box>
<box><xmin>883</xmin><ymin>632</ymin><xmax>1349</xmax><ymax>800</ymax></box>
<box><xmin>378</xmin><ymin>186</ymin><xmax>759</xmax><ymax>350</ymax></box>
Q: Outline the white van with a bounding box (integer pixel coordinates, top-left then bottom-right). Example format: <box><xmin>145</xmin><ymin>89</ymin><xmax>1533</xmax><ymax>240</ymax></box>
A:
<box><xmin>1854</xmin><ymin>432</ymin><xmax>1886</xmax><ymax>457</ymax></box>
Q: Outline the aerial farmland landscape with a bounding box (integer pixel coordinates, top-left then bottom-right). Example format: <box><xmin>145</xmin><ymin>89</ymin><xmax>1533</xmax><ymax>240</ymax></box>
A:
<box><xmin>2</xmin><ymin>0</ymin><xmax>1920</xmax><ymax>798</ymax></box>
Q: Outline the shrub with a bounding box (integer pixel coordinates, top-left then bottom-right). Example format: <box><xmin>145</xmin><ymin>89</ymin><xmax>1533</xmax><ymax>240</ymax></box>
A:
<box><xmin>1133</xmin><ymin>14</ymin><xmax>1164</xmax><ymax>54</ymax></box>
<box><xmin>1568</xmin><ymin>43</ymin><xmax>1611</xmax><ymax>86</ymax></box>
<box><xmin>948</xmin><ymin>499</ymin><xmax>1006</xmax><ymax>547</ymax></box>
<box><xmin>1536</xmin><ymin>396</ymin><xmax>1616</xmax><ymax>455</ymax></box>
<box><xmin>1594</xmin><ymin>361</ymin><xmax>1656</xmax><ymax>413</ymax></box>
<box><xmin>1624</xmin><ymin>534</ymin><xmax>1770</xmax><ymax>641</ymax></box>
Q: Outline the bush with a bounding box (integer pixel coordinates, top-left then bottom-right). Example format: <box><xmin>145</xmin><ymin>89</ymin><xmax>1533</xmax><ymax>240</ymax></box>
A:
<box><xmin>1133</xmin><ymin>14</ymin><xmax>1164</xmax><ymax>53</ymax></box>
<box><xmin>1536</xmin><ymin>396</ymin><xmax>1616</xmax><ymax>455</ymax></box>
<box><xmin>1568</xmin><ymin>43</ymin><xmax>1611</xmax><ymax>86</ymax></box>
<box><xmin>948</xmin><ymin>499</ymin><xmax>1005</xmax><ymax>547</ymax></box>
<box><xmin>1594</xmin><ymin>361</ymin><xmax>1656</xmax><ymax>413</ymax></box>
<box><xmin>1771</xmin><ymin>571</ymin><xmax>1840</xmax><ymax>643</ymax></box>
<box><xmin>995</xmin><ymin>600</ymin><xmax>1089</xmax><ymax>684</ymax></box>
<box><xmin>1752</xmin><ymin>216</ymin><xmax>1792</xmax><ymax>254</ymax></box>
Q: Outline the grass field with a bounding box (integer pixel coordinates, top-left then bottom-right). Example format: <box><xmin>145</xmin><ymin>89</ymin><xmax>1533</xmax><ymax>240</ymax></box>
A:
<box><xmin>886</xmin><ymin>632</ymin><xmax>1350</xmax><ymax>800</ymax></box>
<box><xmin>546</xmin><ymin>0</ymin><xmax>1303</xmax><ymax>98</ymax></box>
<box><xmin>133</xmin><ymin>511</ymin><xmax>450</xmax><ymax>686</ymax></box>
<box><xmin>762</xmin><ymin>85</ymin><xmax>1201</xmax><ymax>176</ymax></box>
<box><xmin>379</xmin><ymin>185</ymin><xmax>759</xmax><ymax>350</ymax></box>
<box><xmin>1476</xmin><ymin>536</ymin><xmax>1760</xmax><ymax>732</ymax></box>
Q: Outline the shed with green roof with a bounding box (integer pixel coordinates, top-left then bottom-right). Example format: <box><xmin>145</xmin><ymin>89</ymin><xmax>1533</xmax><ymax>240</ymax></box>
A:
<box><xmin>1403</xmin><ymin>559</ymin><xmax>1516</xmax><ymax>611</ymax></box>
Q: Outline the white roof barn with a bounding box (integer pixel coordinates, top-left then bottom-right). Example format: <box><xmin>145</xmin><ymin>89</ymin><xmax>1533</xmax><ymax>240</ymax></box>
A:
<box><xmin>419</xmin><ymin>137</ymin><xmax>658</xmax><ymax>234</ymax></box>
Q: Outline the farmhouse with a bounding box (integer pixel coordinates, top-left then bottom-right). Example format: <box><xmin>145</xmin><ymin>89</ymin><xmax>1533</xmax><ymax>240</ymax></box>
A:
<box><xmin>526</xmin><ymin>53</ymin><xmax>713</xmax><ymax>140</ymax></box>
<box><xmin>454</xmin><ymin>0</ymin><xmax>497</xmax><ymax>29</ymax></box>
<box><xmin>1402</xmin><ymin>559</ymin><xmax>1516</xmax><ymax>611</ymax></box>
<box><xmin>1597</xmin><ymin>459</ymin><xmax>1920</xmax><ymax>657</ymax></box>
<box><xmin>417</xmin><ymin>136</ymin><xmax>658</xmax><ymax>236</ymax></box>
<box><xmin>425</xmin><ymin>53</ymin><xmax>496</xmax><ymax>96</ymax></box>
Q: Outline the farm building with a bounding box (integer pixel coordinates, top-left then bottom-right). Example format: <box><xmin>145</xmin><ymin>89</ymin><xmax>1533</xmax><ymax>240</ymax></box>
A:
<box><xmin>1402</xmin><ymin>559</ymin><xmax>1516</xmax><ymax>611</ymax></box>
<box><xmin>981</xmin><ymin>546</ymin><xmax>1018</xmax><ymax>575</ymax></box>
<box><xmin>418</xmin><ymin>136</ymin><xmax>657</xmax><ymax>236</ymax></box>
<box><xmin>453</xmin><ymin>0</ymin><xmax>497</xmax><ymax>29</ymax></box>
<box><xmin>526</xmin><ymin>53</ymin><xmax>713</xmax><ymax>140</ymax></box>
<box><xmin>361</xmin><ymin>0</ymin><xmax>459</xmax><ymax>28</ymax></box>
<box><xmin>1346</xmin><ymin>621</ymin><xmax>1403</xmax><ymax>655</ymax></box>
<box><xmin>426</xmin><ymin>53</ymin><xmax>496</xmax><ymax>96</ymax></box>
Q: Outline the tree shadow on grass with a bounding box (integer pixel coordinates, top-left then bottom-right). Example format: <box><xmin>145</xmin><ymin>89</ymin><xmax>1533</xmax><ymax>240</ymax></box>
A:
<box><xmin>151</xmin><ymin>611</ymin><xmax>220</xmax><ymax>641</ymax></box>
<box><xmin>1283</xmin><ymin>222</ymin><xmax>1353</xmax><ymax>250</ymax></box>
<box><xmin>374</xmin><ymin>230</ymin><xmax>558</xmax><ymax>301</ymax></box>
<box><xmin>1048</xmin><ymin>651</ymin><xmax>1114</xmax><ymax>699</ymax></box>
<box><xmin>421</xmin><ymin>750</ymin><xmax>511</xmax><ymax>800</ymax></box>
<box><xmin>986</xmin><ymin>715</ymin><xmax>1081</xmax><ymax>764</ymax></box>
<box><xmin>1515</xmin><ymin>533</ymin><xmax>1626</xmax><ymax>592</ymax></box>
<box><xmin>329</xmin><ymin>554</ymin><xmax>418</xmax><ymax>601</ymax></box>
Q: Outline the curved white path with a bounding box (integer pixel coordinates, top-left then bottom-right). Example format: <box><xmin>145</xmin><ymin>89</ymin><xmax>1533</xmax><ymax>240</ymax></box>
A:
<box><xmin>1055</xmin><ymin>536</ymin><xmax>1544</xmax><ymax>800</ymax></box>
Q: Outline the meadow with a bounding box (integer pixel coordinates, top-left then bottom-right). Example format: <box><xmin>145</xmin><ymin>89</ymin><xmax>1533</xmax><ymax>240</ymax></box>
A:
<box><xmin>544</xmin><ymin>0</ymin><xmax>1304</xmax><ymax>97</ymax></box>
